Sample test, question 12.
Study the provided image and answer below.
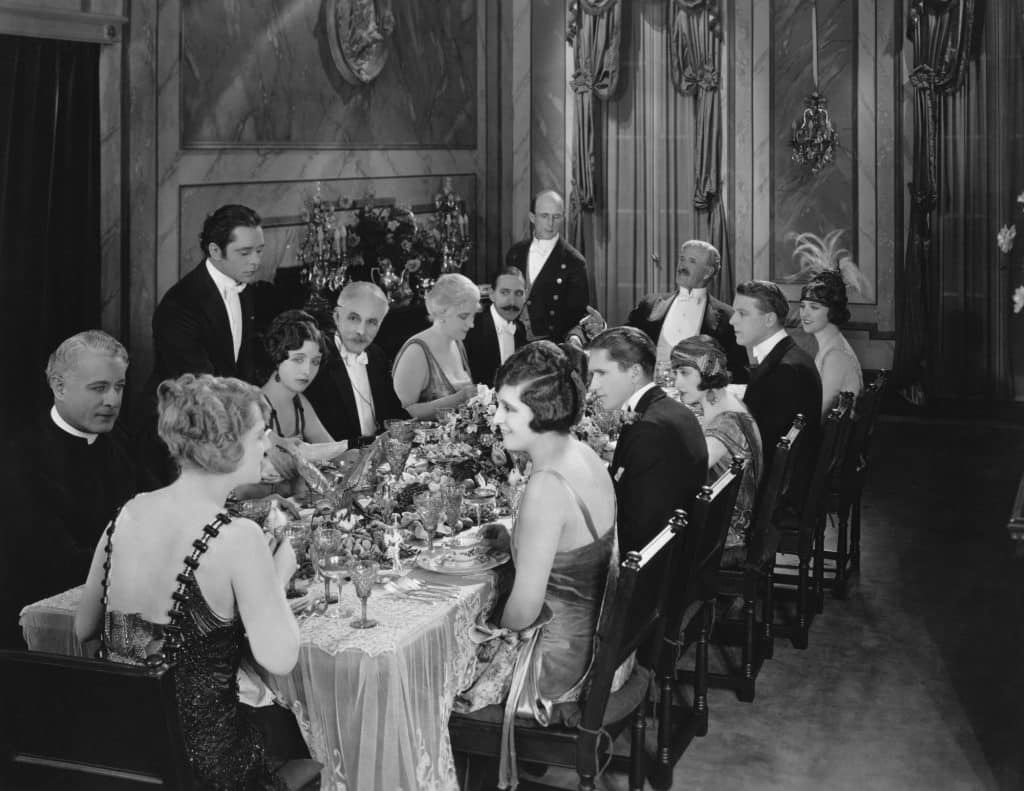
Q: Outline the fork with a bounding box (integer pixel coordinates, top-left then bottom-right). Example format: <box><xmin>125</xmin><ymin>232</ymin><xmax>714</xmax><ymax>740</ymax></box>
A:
<box><xmin>383</xmin><ymin>582</ymin><xmax>437</xmax><ymax>604</ymax></box>
<box><xmin>395</xmin><ymin>578</ymin><xmax>460</xmax><ymax>599</ymax></box>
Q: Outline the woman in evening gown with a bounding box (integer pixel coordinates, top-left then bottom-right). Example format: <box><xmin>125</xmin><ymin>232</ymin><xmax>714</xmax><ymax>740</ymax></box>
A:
<box><xmin>391</xmin><ymin>273</ymin><xmax>479</xmax><ymax>419</ymax></box>
<box><xmin>798</xmin><ymin>270</ymin><xmax>863</xmax><ymax>417</ymax></box>
<box><xmin>76</xmin><ymin>374</ymin><xmax>303</xmax><ymax>790</ymax></box>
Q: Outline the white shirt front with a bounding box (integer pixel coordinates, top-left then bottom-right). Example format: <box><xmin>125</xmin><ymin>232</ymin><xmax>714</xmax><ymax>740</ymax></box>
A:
<box><xmin>335</xmin><ymin>335</ymin><xmax>376</xmax><ymax>436</ymax></box>
<box><xmin>751</xmin><ymin>329</ymin><xmax>789</xmax><ymax>366</ymax></box>
<box><xmin>50</xmin><ymin>405</ymin><xmax>97</xmax><ymax>444</ymax></box>
<box><xmin>206</xmin><ymin>260</ymin><xmax>245</xmax><ymax>362</ymax></box>
<box><xmin>656</xmin><ymin>288</ymin><xmax>707</xmax><ymax>366</ymax></box>
<box><xmin>623</xmin><ymin>382</ymin><xmax>658</xmax><ymax>414</ymax></box>
<box><xmin>490</xmin><ymin>304</ymin><xmax>517</xmax><ymax>364</ymax></box>
<box><xmin>526</xmin><ymin>236</ymin><xmax>558</xmax><ymax>286</ymax></box>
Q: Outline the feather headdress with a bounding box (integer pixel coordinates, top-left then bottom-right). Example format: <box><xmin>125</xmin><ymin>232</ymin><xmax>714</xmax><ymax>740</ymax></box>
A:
<box><xmin>779</xmin><ymin>229</ymin><xmax>873</xmax><ymax>301</ymax></box>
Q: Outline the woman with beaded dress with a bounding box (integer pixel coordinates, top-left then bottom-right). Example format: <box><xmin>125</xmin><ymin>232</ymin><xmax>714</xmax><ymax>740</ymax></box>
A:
<box><xmin>798</xmin><ymin>270</ymin><xmax>863</xmax><ymax>418</ymax></box>
<box><xmin>76</xmin><ymin>374</ymin><xmax>302</xmax><ymax>790</ymax></box>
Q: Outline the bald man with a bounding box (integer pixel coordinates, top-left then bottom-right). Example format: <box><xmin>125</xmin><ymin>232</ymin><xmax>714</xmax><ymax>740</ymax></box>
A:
<box><xmin>304</xmin><ymin>282</ymin><xmax>408</xmax><ymax>445</ymax></box>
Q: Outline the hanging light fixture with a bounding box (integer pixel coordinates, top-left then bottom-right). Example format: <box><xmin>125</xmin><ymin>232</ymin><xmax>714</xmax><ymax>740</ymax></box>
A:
<box><xmin>790</xmin><ymin>0</ymin><xmax>838</xmax><ymax>174</ymax></box>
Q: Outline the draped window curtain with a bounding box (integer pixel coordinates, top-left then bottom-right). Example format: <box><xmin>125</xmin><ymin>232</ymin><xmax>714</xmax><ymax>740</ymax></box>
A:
<box><xmin>0</xmin><ymin>35</ymin><xmax>101</xmax><ymax>420</ymax></box>
<box><xmin>577</xmin><ymin>0</ymin><xmax>698</xmax><ymax>326</ymax></box>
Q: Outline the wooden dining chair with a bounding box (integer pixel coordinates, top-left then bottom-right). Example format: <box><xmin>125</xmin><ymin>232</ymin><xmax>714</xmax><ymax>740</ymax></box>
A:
<box><xmin>689</xmin><ymin>417</ymin><xmax>805</xmax><ymax>701</ymax></box>
<box><xmin>770</xmin><ymin>398</ymin><xmax>852</xmax><ymax>649</ymax></box>
<box><xmin>0</xmin><ymin>650</ymin><xmax>322</xmax><ymax>791</ymax></box>
<box><xmin>651</xmin><ymin>460</ymin><xmax>744</xmax><ymax>790</ymax></box>
<box><xmin>449</xmin><ymin>518</ymin><xmax>683</xmax><ymax>791</ymax></box>
<box><xmin>822</xmin><ymin>370</ymin><xmax>889</xmax><ymax>598</ymax></box>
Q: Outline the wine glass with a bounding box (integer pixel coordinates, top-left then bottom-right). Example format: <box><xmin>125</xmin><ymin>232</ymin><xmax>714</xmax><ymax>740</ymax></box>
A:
<box><xmin>436</xmin><ymin>407</ymin><xmax>457</xmax><ymax>442</ymax></box>
<box><xmin>384</xmin><ymin>418</ymin><xmax>415</xmax><ymax>443</ymax></box>
<box><xmin>440</xmin><ymin>482</ymin><xmax>464</xmax><ymax>533</ymax></box>
<box><xmin>383</xmin><ymin>437</ymin><xmax>412</xmax><ymax>480</ymax></box>
<box><xmin>312</xmin><ymin>528</ymin><xmax>343</xmax><ymax>609</ymax></box>
<box><xmin>281</xmin><ymin>520</ymin><xmax>311</xmax><ymax>597</ymax></box>
<box><xmin>318</xmin><ymin>551</ymin><xmax>353</xmax><ymax>619</ymax></box>
<box><xmin>413</xmin><ymin>490</ymin><xmax>444</xmax><ymax>552</ymax></box>
<box><xmin>349</xmin><ymin>560</ymin><xmax>380</xmax><ymax>629</ymax></box>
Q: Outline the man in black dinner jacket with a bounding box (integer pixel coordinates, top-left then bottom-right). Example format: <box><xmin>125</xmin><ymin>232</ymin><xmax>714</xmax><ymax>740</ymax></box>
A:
<box><xmin>1</xmin><ymin>331</ymin><xmax>139</xmax><ymax>648</ymax></box>
<box><xmin>304</xmin><ymin>281</ymin><xmax>408</xmax><ymax>446</ymax></box>
<box><xmin>627</xmin><ymin>240</ymin><xmax>748</xmax><ymax>384</ymax></box>
<box><xmin>586</xmin><ymin>326</ymin><xmax>708</xmax><ymax>556</ymax></box>
<box><xmin>730</xmin><ymin>280</ymin><xmax>822</xmax><ymax>503</ymax></box>
<box><xmin>504</xmin><ymin>190</ymin><xmax>589</xmax><ymax>344</ymax></box>
<box><xmin>464</xmin><ymin>266</ymin><xmax>527</xmax><ymax>386</ymax></box>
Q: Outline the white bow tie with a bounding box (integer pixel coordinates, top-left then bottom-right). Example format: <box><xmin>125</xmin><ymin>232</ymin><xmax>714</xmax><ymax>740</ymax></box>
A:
<box><xmin>676</xmin><ymin>290</ymin><xmax>703</xmax><ymax>303</ymax></box>
<box><xmin>497</xmin><ymin>321</ymin><xmax>517</xmax><ymax>336</ymax></box>
<box><xmin>342</xmin><ymin>350</ymin><xmax>369</xmax><ymax>366</ymax></box>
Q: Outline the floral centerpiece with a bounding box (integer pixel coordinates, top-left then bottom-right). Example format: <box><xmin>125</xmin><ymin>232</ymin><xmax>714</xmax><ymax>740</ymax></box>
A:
<box><xmin>997</xmin><ymin>191</ymin><xmax>1024</xmax><ymax>314</ymax></box>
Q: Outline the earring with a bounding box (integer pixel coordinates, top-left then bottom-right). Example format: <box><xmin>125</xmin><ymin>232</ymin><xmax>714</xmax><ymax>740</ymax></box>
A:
<box><xmin>274</xmin><ymin>372</ymin><xmax>281</xmax><ymax>382</ymax></box>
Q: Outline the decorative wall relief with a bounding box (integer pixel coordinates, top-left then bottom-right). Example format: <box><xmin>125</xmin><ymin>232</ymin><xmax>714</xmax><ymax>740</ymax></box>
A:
<box><xmin>180</xmin><ymin>0</ymin><xmax>476</xmax><ymax>148</ymax></box>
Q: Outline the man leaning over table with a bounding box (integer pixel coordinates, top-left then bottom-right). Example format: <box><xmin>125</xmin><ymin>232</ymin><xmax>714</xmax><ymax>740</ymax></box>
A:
<box><xmin>304</xmin><ymin>280</ymin><xmax>409</xmax><ymax>446</ymax></box>
<box><xmin>0</xmin><ymin>331</ymin><xmax>139</xmax><ymax>649</ymax></box>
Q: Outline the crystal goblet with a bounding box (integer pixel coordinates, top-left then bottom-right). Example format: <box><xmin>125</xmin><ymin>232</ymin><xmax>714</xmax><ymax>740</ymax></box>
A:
<box><xmin>311</xmin><ymin>528</ymin><xmax>343</xmax><ymax>610</ymax></box>
<box><xmin>413</xmin><ymin>490</ymin><xmax>444</xmax><ymax>552</ymax></box>
<box><xmin>349</xmin><ymin>560</ymin><xmax>380</xmax><ymax>629</ymax></box>
<box><xmin>384</xmin><ymin>418</ymin><xmax>416</xmax><ymax>443</ymax></box>
<box><xmin>440</xmin><ymin>482</ymin><xmax>464</xmax><ymax>533</ymax></box>
<box><xmin>317</xmin><ymin>552</ymin><xmax>352</xmax><ymax>619</ymax></box>
<box><xmin>383</xmin><ymin>437</ymin><xmax>413</xmax><ymax>480</ymax></box>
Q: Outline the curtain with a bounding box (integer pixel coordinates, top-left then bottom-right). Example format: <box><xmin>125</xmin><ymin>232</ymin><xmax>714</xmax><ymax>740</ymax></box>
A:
<box><xmin>581</xmin><ymin>0</ymin><xmax>698</xmax><ymax>325</ymax></box>
<box><xmin>894</xmin><ymin>0</ymin><xmax>979</xmax><ymax>403</ymax></box>
<box><xmin>933</xmin><ymin>0</ymin><xmax>1024</xmax><ymax>399</ymax></box>
<box><xmin>0</xmin><ymin>35</ymin><xmax>101</xmax><ymax>420</ymax></box>
<box><xmin>669</xmin><ymin>0</ymin><xmax>731</xmax><ymax>301</ymax></box>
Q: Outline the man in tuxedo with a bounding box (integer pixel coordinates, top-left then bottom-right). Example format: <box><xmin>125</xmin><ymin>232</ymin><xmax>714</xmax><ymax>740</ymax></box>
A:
<box><xmin>464</xmin><ymin>266</ymin><xmax>527</xmax><ymax>386</ymax></box>
<box><xmin>505</xmin><ymin>190</ymin><xmax>589</xmax><ymax>344</ymax></box>
<box><xmin>304</xmin><ymin>281</ymin><xmax>408</xmax><ymax>445</ymax></box>
<box><xmin>731</xmin><ymin>280</ymin><xmax>821</xmax><ymax>500</ymax></box>
<box><xmin>586</xmin><ymin>327</ymin><xmax>708</xmax><ymax>556</ymax></box>
<box><xmin>1</xmin><ymin>331</ymin><xmax>139</xmax><ymax>648</ymax></box>
<box><xmin>627</xmin><ymin>240</ymin><xmax>748</xmax><ymax>383</ymax></box>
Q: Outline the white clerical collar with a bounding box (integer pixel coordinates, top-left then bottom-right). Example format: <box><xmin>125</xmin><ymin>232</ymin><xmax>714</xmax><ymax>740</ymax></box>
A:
<box><xmin>624</xmin><ymin>382</ymin><xmax>658</xmax><ymax>413</ymax></box>
<box><xmin>50</xmin><ymin>405</ymin><xmax>97</xmax><ymax>444</ymax></box>
<box><xmin>752</xmin><ymin>329</ymin><xmax>789</xmax><ymax>365</ymax></box>
<box><xmin>675</xmin><ymin>287</ymin><xmax>707</xmax><ymax>301</ymax></box>
<box><xmin>490</xmin><ymin>304</ymin><xmax>516</xmax><ymax>333</ymax></box>
<box><xmin>529</xmin><ymin>235</ymin><xmax>558</xmax><ymax>256</ymax></box>
<box><xmin>206</xmin><ymin>259</ymin><xmax>246</xmax><ymax>295</ymax></box>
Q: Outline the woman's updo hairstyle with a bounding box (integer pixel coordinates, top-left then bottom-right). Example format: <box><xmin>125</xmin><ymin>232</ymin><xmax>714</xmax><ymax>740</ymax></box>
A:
<box><xmin>425</xmin><ymin>273</ymin><xmax>481</xmax><ymax>321</ymax></box>
<box><xmin>261</xmin><ymin>309</ymin><xmax>326</xmax><ymax>380</ymax></box>
<box><xmin>669</xmin><ymin>335</ymin><xmax>731</xmax><ymax>390</ymax></box>
<box><xmin>494</xmin><ymin>341</ymin><xmax>585</xmax><ymax>434</ymax></box>
<box><xmin>799</xmin><ymin>269</ymin><xmax>851</xmax><ymax>326</ymax></box>
<box><xmin>157</xmin><ymin>374</ymin><xmax>269</xmax><ymax>474</ymax></box>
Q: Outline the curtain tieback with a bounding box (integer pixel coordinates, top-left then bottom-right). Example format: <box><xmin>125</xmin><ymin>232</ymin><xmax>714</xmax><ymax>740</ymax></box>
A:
<box><xmin>909</xmin><ymin>64</ymin><xmax>937</xmax><ymax>90</ymax></box>
<box><xmin>683</xmin><ymin>65</ymin><xmax>720</xmax><ymax>92</ymax></box>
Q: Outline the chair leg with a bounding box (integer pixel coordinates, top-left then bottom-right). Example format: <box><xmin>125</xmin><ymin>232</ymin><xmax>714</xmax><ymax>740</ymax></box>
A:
<box><xmin>629</xmin><ymin>703</ymin><xmax>647</xmax><ymax>791</ymax></box>
<box><xmin>652</xmin><ymin>672</ymin><xmax>673</xmax><ymax>790</ymax></box>
<box><xmin>738</xmin><ymin>592</ymin><xmax>756</xmax><ymax>702</ymax></box>
<box><xmin>792</xmin><ymin>555</ymin><xmax>810</xmax><ymax>649</ymax></box>
<box><xmin>762</xmin><ymin>565</ymin><xmax>775</xmax><ymax>660</ymax></box>
<box><xmin>850</xmin><ymin>491</ymin><xmax>863</xmax><ymax>568</ymax></box>
<box><xmin>813</xmin><ymin>523</ymin><xmax>826</xmax><ymax>614</ymax></box>
<box><xmin>693</xmin><ymin>604</ymin><xmax>710</xmax><ymax>737</ymax></box>
<box><xmin>833</xmin><ymin>508</ymin><xmax>849</xmax><ymax>600</ymax></box>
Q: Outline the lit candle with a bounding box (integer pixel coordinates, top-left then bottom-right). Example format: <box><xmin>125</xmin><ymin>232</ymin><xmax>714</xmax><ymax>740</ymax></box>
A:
<box><xmin>811</xmin><ymin>1</ymin><xmax>818</xmax><ymax>89</ymax></box>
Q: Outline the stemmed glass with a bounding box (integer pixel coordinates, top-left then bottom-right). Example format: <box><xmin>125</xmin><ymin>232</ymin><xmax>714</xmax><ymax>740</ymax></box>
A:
<box><xmin>384</xmin><ymin>418</ymin><xmax>416</xmax><ymax>443</ymax></box>
<box><xmin>440</xmin><ymin>482</ymin><xmax>464</xmax><ymax>534</ymax></box>
<box><xmin>383</xmin><ymin>437</ymin><xmax>413</xmax><ymax>480</ymax></box>
<box><xmin>414</xmin><ymin>490</ymin><xmax>444</xmax><ymax>552</ymax></box>
<box><xmin>436</xmin><ymin>407</ymin><xmax>457</xmax><ymax>442</ymax></box>
<box><xmin>349</xmin><ymin>560</ymin><xmax>380</xmax><ymax>629</ymax></box>
<box><xmin>312</xmin><ymin>528</ymin><xmax>347</xmax><ymax>616</ymax></box>
<box><xmin>281</xmin><ymin>521</ymin><xmax>311</xmax><ymax>597</ymax></box>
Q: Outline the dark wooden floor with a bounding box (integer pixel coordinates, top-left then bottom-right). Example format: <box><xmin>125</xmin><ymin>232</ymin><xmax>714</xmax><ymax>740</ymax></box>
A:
<box><xmin>507</xmin><ymin>414</ymin><xmax>1024</xmax><ymax>790</ymax></box>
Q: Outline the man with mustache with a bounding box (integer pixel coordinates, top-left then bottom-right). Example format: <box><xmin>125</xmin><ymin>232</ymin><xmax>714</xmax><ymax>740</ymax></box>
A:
<box><xmin>304</xmin><ymin>281</ymin><xmax>408</xmax><ymax>445</ymax></box>
<box><xmin>464</xmin><ymin>266</ymin><xmax>527</xmax><ymax>386</ymax></box>
<box><xmin>1</xmin><ymin>331</ymin><xmax>139</xmax><ymax>648</ymax></box>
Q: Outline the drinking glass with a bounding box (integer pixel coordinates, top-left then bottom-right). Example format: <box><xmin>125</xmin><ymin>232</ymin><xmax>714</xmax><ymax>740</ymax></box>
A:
<box><xmin>413</xmin><ymin>490</ymin><xmax>444</xmax><ymax>552</ymax></box>
<box><xmin>312</xmin><ymin>528</ymin><xmax>343</xmax><ymax>609</ymax></box>
<box><xmin>349</xmin><ymin>560</ymin><xmax>380</xmax><ymax>629</ymax></box>
<box><xmin>384</xmin><ymin>418</ymin><xmax>416</xmax><ymax>443</ymax></box>
<box><xmin>383</xmin><ymin>437</ymin><xmax>412</xmax><ymax>479</ymax></box>
<box><xmin>281</xmin><ymin>520</ymin><xmax>311</xmax><ymax>597</ymax></box>
<box><xmin>317</xmin><ymin>552</ymin><xmax>352</xmax><ymax>619</ymax></box>
<box><xmin>440</xmin><ymin>482</ymin><xmax>464</xmax><ymax>532</ymax></box>
<box><xmin>436</xmin><ymin>407</ymin><xmax>457</xmax><ymax>441</ymax></box>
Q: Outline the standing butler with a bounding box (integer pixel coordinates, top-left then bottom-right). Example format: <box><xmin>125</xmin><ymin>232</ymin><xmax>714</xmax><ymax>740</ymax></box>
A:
<box><xmin>464</xmin><ymin>266</ymin><xmax>527</xmax><ymax>385</ymax></box>
<box><xmin>304</xmin><ymin>281</ymin><xmax>408</xmax><ymax>445</ymax></box>
<box><xmin>505</xmin><ymin>190</ymin><xmax>589</xmax><ymax>344</ymax></box>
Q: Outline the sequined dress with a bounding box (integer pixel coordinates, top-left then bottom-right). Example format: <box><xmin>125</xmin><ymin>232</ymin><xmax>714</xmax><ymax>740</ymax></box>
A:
<box><xmin>100</xmin><ymin>514</ymin><xmax>287</xmax><ymax>791</ymax></box>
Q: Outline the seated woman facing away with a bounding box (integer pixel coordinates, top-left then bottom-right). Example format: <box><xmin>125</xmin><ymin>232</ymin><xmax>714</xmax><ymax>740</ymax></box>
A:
<box><xmin>672</xmin><ymin>335</ymin><xmax>764</xmax><ymax>561</ymax></box>
<box><xmin>798</xmin><ymin>270</ymin><xmax>863</xmax><ymax>417</ymax></box>
<box><xmin>458</xmin><ymin>341</ymin><xmax>618</xmax><ymax>709</ymax></box>
<box><xmin>75</xmin><ymin>374</ymin><xmax>302</xmax><ymax>791</ymax></box>
<box><xmin>391</xmin><ymin>273</ymin><xmax>479</xmax><ymax>419</ymax></box>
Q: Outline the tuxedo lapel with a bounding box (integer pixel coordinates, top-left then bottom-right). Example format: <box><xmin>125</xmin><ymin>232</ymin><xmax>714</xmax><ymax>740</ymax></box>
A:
<box><xmin>327</xmin><ymin>346</ymin><xmax>359</xmax><ymax>428</ymax></box>
<box><xmin>479</xmin><ymin>311</ymin><xmax>501</xmax><ymax>364</ymax></box>
<box><xmin>634</xmin><ymin>386</ymin><xmax>666</xmax><ymax>418</ymax></box>
<box><xmin>194</xmin><ymin>266</ymin><xmax>237</xmax><ymax>374</ymax></box>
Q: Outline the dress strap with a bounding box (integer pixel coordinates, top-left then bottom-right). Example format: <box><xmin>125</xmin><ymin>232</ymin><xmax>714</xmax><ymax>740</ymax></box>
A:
<box><xmin>160</xmin><ymin>512</ymin><xmax>231</xmax><ymax>665</ymax></box>
<box><xmin>531</xmin><ymin>468</ymin><xmax>601</xmax><ymax>542</ymax></box>
<box><xmin>262</xmin><ymin>394</ymin><xmax>282</xmax><ymax>436</ymax></box>
<box><xmin>394</xmin><ymin>337</ymin><xmax>458</xmax><ymax>399</ymax></box>
<box><xmin>97</xmin><ymin>504</ymin><xmax>126</xmax><ymax>660</ymax></box>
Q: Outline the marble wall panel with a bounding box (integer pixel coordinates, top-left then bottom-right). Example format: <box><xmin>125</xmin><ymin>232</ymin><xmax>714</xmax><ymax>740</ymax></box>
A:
<box><xmin>180</xmin><ymin>0</ymin><xmax>476</xmax><ymax>148</ymax></box>
<box><xmin>730</xmin><ymin>0</ymin><xmax>754</xmax><ymax>283</ymax></box>
<box><xmin>770</xmin><ymin>0</ymin><xmax>856</xmax><ymax>295</ymax></box>
<box><xmin>99</xmin><ymin>15</ymin><xmax>123</xmax><ymax>339</ymax></box>
<box><xmin>510</xmin><ymin>0</ymin><xmax>532</xmax><ymax>241</ymax></box>
<box><xmin>531</xmin><ymin>0</ymin><xmax>567</xmax><ymax>212</ymax></box>
<box><xmin>751</xmin><ymin>0</ymin><xmax>772</xmax><ymax>281</ymax></box>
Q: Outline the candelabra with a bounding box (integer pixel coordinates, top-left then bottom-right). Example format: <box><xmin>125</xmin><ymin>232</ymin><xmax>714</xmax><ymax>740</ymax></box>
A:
<box><xmin>789</xmin><ymin>1</ymin><xmax>838</xmax><ymax>175</ymax></box>
<box><xmin>297</xmin><ymin>189</ymin><xmax>349</xmax><ymax>310</ymax></box>
<box><xmin>434</xmin><ymin>178</ymin><xmax>471</xmax><ymax>274</ymax></box>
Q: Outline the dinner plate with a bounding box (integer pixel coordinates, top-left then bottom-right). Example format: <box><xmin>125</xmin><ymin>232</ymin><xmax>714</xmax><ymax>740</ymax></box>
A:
<box><xmin>415</xmin><ymin>549</ymin><xmax>510</xmax><ymax>575</ymax></box>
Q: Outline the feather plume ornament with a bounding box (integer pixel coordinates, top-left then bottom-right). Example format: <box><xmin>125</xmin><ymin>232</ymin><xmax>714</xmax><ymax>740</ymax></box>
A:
<box><xmin>779</xmin><ymin>228</ymin><xmax>874</xmax><ymax>301</ymax></box>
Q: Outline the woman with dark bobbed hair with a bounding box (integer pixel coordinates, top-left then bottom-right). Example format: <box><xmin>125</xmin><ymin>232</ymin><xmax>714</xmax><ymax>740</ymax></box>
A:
<box><xmin>75</xmin><ymin>374</ymin><xmax>306</xmax><ymax>789</ymax></box>
<box><xmin>798</xmin><ymin>269</ymin><xmax>863</xmax><ymax>417</ymax></box>
<box><xmin>671</xmin><ymin>335</ymin><xmax>763</xmax><ymax>555</ymax></box>
<box><xmin>459</xmin><ymin>341</ymin><xmax>617</xmax><ymax>708</ymax></box>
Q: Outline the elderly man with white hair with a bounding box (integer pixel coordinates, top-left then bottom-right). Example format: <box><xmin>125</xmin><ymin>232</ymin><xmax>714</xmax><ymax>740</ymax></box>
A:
<box><xmin>1</xmin><ymin>330</ymin><xmax>140</xmax><ymax>648</ymax></box>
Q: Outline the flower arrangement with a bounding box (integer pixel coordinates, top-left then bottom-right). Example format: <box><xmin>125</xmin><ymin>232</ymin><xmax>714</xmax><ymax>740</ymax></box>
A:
<box><xmin>997</xmin><ymin>191</ymin><xmax>1024</xmax><ymax>314</ymax></box>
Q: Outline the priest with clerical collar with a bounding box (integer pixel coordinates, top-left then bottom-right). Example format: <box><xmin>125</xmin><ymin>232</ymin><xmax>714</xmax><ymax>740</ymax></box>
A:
<box><xmin>1</xmin><ymin>331</ymin><xmax>139</xmax><ymax>648</ymax></box>
<box><xmin>625</xmin><ymin>239</ymin><xmax>749</xmax><ymax>383</ymax></box>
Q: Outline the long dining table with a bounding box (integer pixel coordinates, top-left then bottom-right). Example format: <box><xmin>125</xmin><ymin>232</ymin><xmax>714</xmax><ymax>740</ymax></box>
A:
<box><xmin>20</xmin><ymin>563</ymin><xmax>498</xmax><ymax>791</ymax></box>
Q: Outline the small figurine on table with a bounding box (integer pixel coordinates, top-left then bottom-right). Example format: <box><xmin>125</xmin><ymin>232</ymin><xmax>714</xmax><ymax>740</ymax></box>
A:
<box><xmin>384</xmin><ymin>520</ymin><xmax>404</xmax><ymax>571</ymax></box>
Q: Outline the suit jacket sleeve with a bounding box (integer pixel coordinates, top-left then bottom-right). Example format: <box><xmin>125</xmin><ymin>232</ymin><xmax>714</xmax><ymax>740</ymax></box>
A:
<box><xmin>747</xmin><ymin>363</ymin><xmax>811</xmax><ymax>454</ymax></box>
